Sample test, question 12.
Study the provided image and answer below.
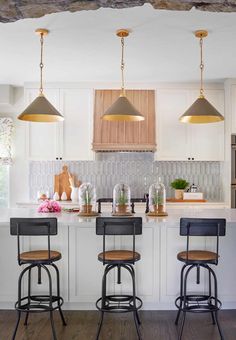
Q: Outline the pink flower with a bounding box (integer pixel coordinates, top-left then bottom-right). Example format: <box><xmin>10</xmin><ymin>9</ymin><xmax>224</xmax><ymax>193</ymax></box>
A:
<box><xmin>38</xmin><ymin>200</ymin><xmax>61</xmax><ymax>213</ymax></box>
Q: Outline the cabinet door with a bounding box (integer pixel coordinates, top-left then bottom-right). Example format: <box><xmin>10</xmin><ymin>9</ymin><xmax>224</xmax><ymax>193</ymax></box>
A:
<box><xmin>188</xmin><ymin>89</ymin><xmax>224</xmax><ymax>161</ymax></box>
<box><xmin>69</xmin><ymin>225</ymin><xmax>115</xmax><ymax>304</ymax></box>
<box><xmin>60</xmin><ymin>89</ymin><xmax>93</xmax><ymax>160</ymax></box>
<box><xmin>156</xmin><ymin>89</ymin><xmax>190</xmax><ymax>160</ymax></box>
<box><xmin>25</xmin><ymin>88</ymin><xmax>61</xmax><ymax>160</ymax></box>
<box><xmin>118</xmin><ymin>225</ymin><xmax>159</xmax><ymax>307</ymax></box>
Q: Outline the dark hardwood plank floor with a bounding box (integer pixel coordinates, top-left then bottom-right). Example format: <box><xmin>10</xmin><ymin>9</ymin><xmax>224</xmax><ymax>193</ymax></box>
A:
<box><xmin>0</xmin><ymin>310</ymin><xmax>235</xmax><ymax>340</ymax></box>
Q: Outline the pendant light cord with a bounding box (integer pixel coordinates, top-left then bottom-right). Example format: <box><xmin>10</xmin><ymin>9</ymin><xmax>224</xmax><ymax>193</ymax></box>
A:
<box><xmin>121</xmin><ymin>36</ymin><xmax>125</xmax><ymax>96</ymax></box>
<box><xmin>39</xmin><ymin>33</ymin><xmax>44</xmax><ymax>95</ymax></box>
<box><xmin>199</xmin><ymin>37</ymin><xmax>204</xmax><ymax>98</ymax></box>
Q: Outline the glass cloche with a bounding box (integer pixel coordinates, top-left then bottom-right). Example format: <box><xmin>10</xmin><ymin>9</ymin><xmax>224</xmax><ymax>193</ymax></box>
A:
<box><xmin>148</xmin><ymin>177</ymin><xmax>166</xmax><ymax>214</ymax></box>
<box><xmin>113</xmin><ymin>183</ymin><xmax>131</xmax><ymax>214</ymax></box>
<box><xmin>79</xmin><ymin>182</ymin><xmax>96</xmax><ymax>214</ymax></box>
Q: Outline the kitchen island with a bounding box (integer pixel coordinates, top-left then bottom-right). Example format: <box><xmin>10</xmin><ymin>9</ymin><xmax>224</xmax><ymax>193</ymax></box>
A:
<box><xmin>0</xmin><ymin>207</ymin><xmax>236</xmax><ymax>311</ymax></box>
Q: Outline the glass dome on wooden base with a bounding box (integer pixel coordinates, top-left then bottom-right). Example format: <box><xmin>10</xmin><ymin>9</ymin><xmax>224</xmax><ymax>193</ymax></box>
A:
<box><xmin>113</xmin><ymin>183</ymin><xmax>132</xmax><ymax>215</ymax></box>
<box><xmin>147</xmin><ymin>177</ymin><xmax>168</xmax><ymax>216</ymax></box>
<box><xmin>78</xmin><ymin>183</ymin><xmax>98</xmax><ymax>216</ymax></box>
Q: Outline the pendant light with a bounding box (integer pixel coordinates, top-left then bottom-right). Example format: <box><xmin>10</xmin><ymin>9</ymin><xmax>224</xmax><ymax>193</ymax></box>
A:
<box><xmin>179</xmin><ymin>30</ymin><xmax>224</xmax><ymax>124</ymax></box>
<box><xmin>102</xmin><ymin>29</ymin><xmax>144</xmax><ymax>122</ymax></box>
<box><xmin>18</xmin><ymin>29</ymin><xmax>64</xmax><ymax>122</ymax></box>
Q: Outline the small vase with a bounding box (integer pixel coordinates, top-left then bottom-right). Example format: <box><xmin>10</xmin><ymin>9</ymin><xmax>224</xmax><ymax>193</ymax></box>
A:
<box><xmin>53</xmin><ymin>192</ymin><xmax>60</xmax><ymax>201</ymax></box>
<box><xmin>175</xmin><ymin>189</ymin><xmax>184</xmax><ymax>200</ymax></box>
<box><xmin>153</xmin><ymin>204</ymin><xmax>158</xmax><ymax>213</ymax></box>
<box><xmin>71</xmin><ymin>187</ymin><xmax>79</xmax><ymax>203</ymax></box>
<box><xmin>82</xmin><ymin>204</ymin><xmax>92</xmax><ymax>214</ymax></box>
<box><xmin>61</xmin><ymin>192</ymin><xmax>67</xmax><ymax>201</ymax></box>
<box><xmin>117</xmin><ymin>205</ymin><xmax>128</xmax><ymax>214</ymax></box>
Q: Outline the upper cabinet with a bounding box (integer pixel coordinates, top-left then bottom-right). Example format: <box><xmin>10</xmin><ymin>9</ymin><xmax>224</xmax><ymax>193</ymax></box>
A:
<box><xmin>156</xmin><ymin>87</ymin><xmax>224</xmax><ymax>161</ymax></box>
<box><xmin>92</xmin><ymin>90</ymin><xmax>156</xmax><ymax>151</ymax></box>
<box><xmin>24</xmin><ymin>87</ymin><xmax>94</xmax><ymax>160</ymax></box>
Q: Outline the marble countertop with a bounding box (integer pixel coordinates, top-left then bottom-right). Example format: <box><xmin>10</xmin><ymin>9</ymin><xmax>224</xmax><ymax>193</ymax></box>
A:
<box><xmin>1</xmin><ymin>207</ymin><xmax>236</xmax><ymax>227</ymax></box>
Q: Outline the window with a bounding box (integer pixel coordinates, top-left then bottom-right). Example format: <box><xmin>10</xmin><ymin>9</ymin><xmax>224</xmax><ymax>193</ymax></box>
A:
<box><xmin>0</xmin><ymin>117</ymin><xmax>13</xmax><ymax>208</ymax></box>
<box><xmin>0</xmin><ymin>166</ymin><xmax>9</xmax><ymax>207</ymax></box>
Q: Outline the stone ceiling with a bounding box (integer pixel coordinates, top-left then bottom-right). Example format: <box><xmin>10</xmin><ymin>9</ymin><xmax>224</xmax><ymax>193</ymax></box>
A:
<box><xmin>1</xmin><ymin>1</ymin><xmax>236</xmax><ymax>23</ymax></box>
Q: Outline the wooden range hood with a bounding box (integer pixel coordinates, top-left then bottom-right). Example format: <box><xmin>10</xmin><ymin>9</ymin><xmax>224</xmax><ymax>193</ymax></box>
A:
<box><xmin>92</xmin><ymin>89</ymin><xmax>156</xmax><ymax>152</ymax></box>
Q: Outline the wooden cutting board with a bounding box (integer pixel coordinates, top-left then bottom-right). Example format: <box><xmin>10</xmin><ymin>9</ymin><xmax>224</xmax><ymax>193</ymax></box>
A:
<box><xmin>54</xmin><ymin>165</ymin><xmax>80</xmax><ymax>201</ymax></box>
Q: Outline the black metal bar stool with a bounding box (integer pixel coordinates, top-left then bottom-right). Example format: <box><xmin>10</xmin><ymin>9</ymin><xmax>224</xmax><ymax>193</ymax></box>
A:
<box><xmin>10</xmin><ymin>217</ymin><xmax>67</xmax><ymax>340</ymax></box>
<box><xmin>95</xmin><ymin>217</ymin><xmax>143</xmax><ymax>340</ymax></box>
<box><xmin>175</xmin><ymin>218</ymin><xmax>226</xmax><ymax>340</ymax></box>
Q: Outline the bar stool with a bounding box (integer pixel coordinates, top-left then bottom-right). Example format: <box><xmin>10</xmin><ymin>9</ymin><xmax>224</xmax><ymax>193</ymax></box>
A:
<box><xmin>95</xmin><ymin>217</ymin><xmax>143</xmax><ymax>340</ymax></box>
<box><xmin>175</xmin><ymin>218</ymin><xmax>226</xmax><ymax>340</ymax></box>
<box><xmin>10</xmin><ymin>218</ymin><xmax>67</xmax><ymax>340</ymax></box>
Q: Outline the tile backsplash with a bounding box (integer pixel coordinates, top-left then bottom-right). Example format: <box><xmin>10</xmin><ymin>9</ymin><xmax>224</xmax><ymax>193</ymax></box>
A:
<box><xmin>29</xmin><ymin>159</ymin><xmax>223</xmax><ymax>202</ymax></box>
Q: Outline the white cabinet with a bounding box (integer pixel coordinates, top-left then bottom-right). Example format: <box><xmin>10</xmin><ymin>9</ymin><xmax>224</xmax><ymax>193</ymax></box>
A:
<box><xmin>156</xmin><ymin>89</ymin><xmax>190</xmax><ymax>160</ymax></box>
<box><xmin>25</xmin><ymin>87</ymin><xmax>94</xmax><ymax>161</ymax></box>
<box><xmin>25</xmin><ymin>88</ymin><xmax>61</xmax><ymax>160</ymax></box>
<box><xmin>156</xmin><ymin>88</ymin><xmax>224</xmax><ymax>161</ymax></box>
<box><xmin>68</xmin><ymin>225</ymin><xmax>115</xmax><ymax>305</ymax></box>
<box><xmin>60</xmin><ymin>89</ymin><xmax>93</xmax><ymax>160</ymax></box>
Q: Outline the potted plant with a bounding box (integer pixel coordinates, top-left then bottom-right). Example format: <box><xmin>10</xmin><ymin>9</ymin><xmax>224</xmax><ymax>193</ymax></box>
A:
<box><xmin>117</xmin><ymin>190</ymin><xmax>128</xmax><ymax>214</ymax></box>
<box><xmin>170</xmin><ymin>178</ymin><xmax>189</xmax><ymax>200</ymax></box>
<box><xmin>80</xmin><ymin>184</ymin><xmax>93</xmax><ymax>213</ymax></box>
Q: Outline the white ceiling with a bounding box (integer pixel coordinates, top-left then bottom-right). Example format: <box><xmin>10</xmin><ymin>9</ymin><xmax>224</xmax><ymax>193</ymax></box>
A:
<box><xmin>0</xmin><ymin>3</ymin><xmax>236</xmax><ymax>86</ymax></box>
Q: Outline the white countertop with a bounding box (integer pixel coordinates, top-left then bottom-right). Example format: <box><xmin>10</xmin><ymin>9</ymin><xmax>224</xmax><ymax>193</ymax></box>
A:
<box><xmin>1</xmin><ymin>207</ymin><xmax>236</xmax><ymax>226</ymax></box>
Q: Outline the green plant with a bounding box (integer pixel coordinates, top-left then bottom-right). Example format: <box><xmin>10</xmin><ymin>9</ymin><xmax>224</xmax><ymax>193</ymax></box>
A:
<box><xmin>118</xmin><ymin>190</ymin><xmax>128</xmax><ymax>205</ymax></box>
<box><xmin>152</xmin><ymin>193</ymin><xmax>164</xmax><ymax>205</ymax></box>
<box><xmin>83</xmin><ymin>187</ymin><xmax>92</xmax><ymax>205</ymax></box>
<box><xmin>170</xmin><ymin>178</ymin><xmax>189</xmax><ymax>190</ymax></box>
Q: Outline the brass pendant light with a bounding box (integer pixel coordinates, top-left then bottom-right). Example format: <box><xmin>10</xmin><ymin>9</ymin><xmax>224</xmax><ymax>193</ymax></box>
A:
<box><xmin>18</xmin><ymin>29</ymin><xmax>64</xmax><ymax>122</ymax></box>
<box><xmin>102</xmin><ymin>29</ymin><xmax>144</xmax><ymax>122</ymax></box>
<box><xmin>179</xmin><ymin>30</ymin><xmax>224</xmax><ymax>124</ymax></box>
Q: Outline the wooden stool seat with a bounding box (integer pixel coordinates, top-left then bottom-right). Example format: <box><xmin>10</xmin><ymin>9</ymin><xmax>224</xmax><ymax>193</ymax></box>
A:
<box><xmin>98</xmin><ymin>250</ymin><xmax>140</xmax><ymax>262</ymax></box>
<box><xmin>177</xmin><ymin>250</ymin><xmax>218</xmax><ymax>263</ymax></box>
<box><xmin>20</xmin><ymin>250</ymin><xmax>61</xmax><ymax>262</ymax></box>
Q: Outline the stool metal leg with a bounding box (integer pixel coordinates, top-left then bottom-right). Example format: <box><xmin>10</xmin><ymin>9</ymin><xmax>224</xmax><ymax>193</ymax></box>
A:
<box><xmin>24</xmin><ymin>267</ymin><xmax>32</xmax><ymax>326</ymax></box>
<box><xmin>96</xmin><ymin>264</ymin><xmax>113</xmax><ymax>339</ymax></box>
<box><xmin>209</xmin><ymin>266</ymin><xmax>224</xmax><ymax>340</ymax></box>
<box><xmin>207</xmin><ymin>266</ymin><xmax>216</xmax><ymax>325</ymax></box>
<box><xmin>178</xmin><ymin>311</ymin><xmax>186</xmax><ymax>340</ymax></box>
<box><xmin>13</xmin><ymin>264</ymin><xmax>34</xmax><ymax>340</ymax></box>
<box><xmin>96</xmin><ymin>311</ymin><xmax>104</xmax><ymax>340</ymax></box>
<box><xmin>52</xmin><ymin>263</ymin><xmax>67</xmax><ymax>326</ymax></box>
<box><xmin>12</xmin><ymin>311</ymin><xmax>21</xmax><ymax>340</ymax></box>
<box><xmin>43</xmin><ymin>265</ymin><xmax>57</xmax><ymax>340</ymax></box>
<box><xmin>175</xmin><ymin>264</ymin><xmax>187</xmax><ymax>325</ymax></box>
<box><xmin>126</xmin><ymin>264</ymin><xmax>142</xmax><ymax>340</ymax></box>
<box><xmin>178</xmin><ymin>265</ymin><xmax>194</xmax><ymax>340</ymax></box>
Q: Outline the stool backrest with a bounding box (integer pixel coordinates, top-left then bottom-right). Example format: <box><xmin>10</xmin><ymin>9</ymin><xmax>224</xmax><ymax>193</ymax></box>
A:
<box><xmin>10</xmin><ymin>218</ymin><xmax>57</xmax><ymax>264</ymax></box>
<box><xmin>96</xmin><ymin>217</ymin><xmax>142</xmax><ymax>264</ymax></box>
<box><xmin>180</xmin><ymin>218</ymin><xmax>226</xmax><ymax>264</ymax></box>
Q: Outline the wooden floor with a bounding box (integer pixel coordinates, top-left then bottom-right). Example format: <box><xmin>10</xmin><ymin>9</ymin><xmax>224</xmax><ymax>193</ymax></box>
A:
<box><xmin>0</xmin><ymin>310</ymin><xmax>236</xmax><ymax>340</ymax></box>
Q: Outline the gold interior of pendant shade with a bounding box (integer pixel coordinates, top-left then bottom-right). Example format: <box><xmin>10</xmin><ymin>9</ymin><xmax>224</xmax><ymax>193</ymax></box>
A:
<box><xmin>102</xmin><ymin>29</ymin><xmax>144</xmax><ymax>122</ymax></box>
<box><xmin>102</xmin><ymin>95</ymin><xmax>145</xmax><ymax>121</ymax></box>
<box><xmin>179</xmin><ymin>96</ymin><xmax>224</xmax><ymax>123</ymax></box>
<box><xmin>18</xmin><ymin>94</ymin><xmax>64</xmax><ymax>122</ymax></box>
<box><xmin>18</xmin><ymin>28</ymin><xmax>64</xmax><ymax>123</ymax></box>
<box><xmin>179</xmin><ymin>30</ymin><xmax>224</xmax><ymax>124</ymax></box>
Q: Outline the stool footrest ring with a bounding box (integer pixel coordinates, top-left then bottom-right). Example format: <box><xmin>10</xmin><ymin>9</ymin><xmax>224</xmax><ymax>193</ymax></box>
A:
<box><xmin>15</xmin><ymin>295</ymin><xmax>64</xmax><ymax>313</ymax></box>
<box><xmin>96</xmin><ymin>294</ymin><xmax>143</xmax><ymax>313</ymax></box>
<box><xmin>175</xmin><ymin>294</ymin><xmax>222</xmax><ymax>313</ymax></box>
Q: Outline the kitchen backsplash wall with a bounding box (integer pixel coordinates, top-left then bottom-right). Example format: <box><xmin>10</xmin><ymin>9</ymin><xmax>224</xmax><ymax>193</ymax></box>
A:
<box><xmin>29</xmin><ymin>160</ymin><xmax>223</xmax><ymax>201</ymax></box>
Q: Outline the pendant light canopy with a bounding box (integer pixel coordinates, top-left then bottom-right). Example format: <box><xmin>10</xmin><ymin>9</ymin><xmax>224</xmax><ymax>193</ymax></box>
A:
<box><xmin>18</xmin><ymin>29</ymin><xmax>64</xmax><ymax>123</ymax></box>
<box><xmin>102</xmin><ymin>29</ymin><xmax>144</xmax><ymax>122</ymax></box>
<box><xmin>179</xmin><ymin>30</ymin><xmax>224</xmax><ymax>124</ymax></box>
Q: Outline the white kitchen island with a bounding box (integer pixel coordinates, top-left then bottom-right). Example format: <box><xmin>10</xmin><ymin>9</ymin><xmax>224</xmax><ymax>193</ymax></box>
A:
<box><xmin>0</xmin><ymin>207</ymin><xmax>236</xmax><ymax>311</ymax></box>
